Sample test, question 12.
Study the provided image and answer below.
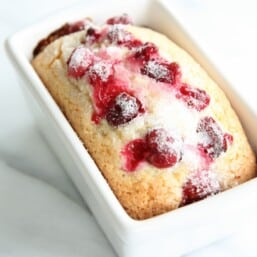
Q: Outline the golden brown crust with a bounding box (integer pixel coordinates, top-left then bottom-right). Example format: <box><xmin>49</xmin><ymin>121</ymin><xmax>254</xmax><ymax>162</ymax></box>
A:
<box><xmin>32</xmin><ymin>25</ymin><xmax>256</xmax><ymax>219</ymax></box>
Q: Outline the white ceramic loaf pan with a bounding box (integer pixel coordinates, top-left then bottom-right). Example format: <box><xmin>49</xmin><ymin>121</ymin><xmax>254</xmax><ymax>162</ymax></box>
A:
<box><xmin>6</xmin><ymin>0</ymin><xmax>257</xmax><ymax>256</ymax></box>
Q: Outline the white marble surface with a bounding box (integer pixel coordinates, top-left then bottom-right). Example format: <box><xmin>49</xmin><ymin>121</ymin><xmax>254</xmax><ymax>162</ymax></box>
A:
<box><xmin>1</xmin><ymin>0</ymin><xmax>257</xmax><ymax>256</ymax></box>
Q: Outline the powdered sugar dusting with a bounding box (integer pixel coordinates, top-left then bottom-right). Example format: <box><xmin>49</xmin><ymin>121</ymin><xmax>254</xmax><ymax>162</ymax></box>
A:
<box><xmin>143</xmin><ymin>60</ymin><xmax>169</xmax><ymax>81</ymax></box>
<box><xmin>107</xmin><ymin>24</ymin><xmax>132</xmax><ymax>44</ymax></box>
<box><xmin>189</xmin><ymin>170</ymin><xmax>220</xmax><ymax>197</ymax></box>
<box><xmin>68</xmin><ymin>46</ymin><xmax>93</xmax><ymax>69</ymax></box>
<box><xmin>115</xmin><ymin>93</ymin><xmax>139</xmax><ymax>117</ymax></box>
<box><xmin>177</xmin><ymin>84</ymin><xmax>210</xmax><ymax>111</ymax></box>
<box><xmin>196</xmin><ymin>117</ymin><xmax>226</xmax><ymax>159</ymax></box>
<box><xmin>149</xmin><ymin>128</ymin><xmax>182</xmax><ymax>155</ymax></box>
<box><xmin>145</xmin><ymin>128</ymin><xmax>183</xmax><ymax>169</ymax></box>
<box><xmin>88</xmin><ymin>60</ymin><xmax>113</xmax><ymax>82</ymax></box>
<box><xmin>181</xmin><ymin>169</ymin><xmax>220</xmax><ymax>205</ymax></box>
<box><xmin>198</xmin><ymin>128</ymin><xmax>214</xmax><ymax>146</ymax></box>
<box><xmin>132</xmin><ymin>42</ymin><xmax>158</xmax><ymax>61</ymax></box>
<box><xmin>67</xmin><ymin>46</ymin><xmax>94</xmax><ymax>78</ymax></box>
<box><xmin>182</xmin><ymin>145</ymin><xmax>203</xmax><ymax>170</ymax></box>
<box><xmin>106</xmin><ymin>92</ymin><xmax>143</xmax><ymax>126</ymax></box>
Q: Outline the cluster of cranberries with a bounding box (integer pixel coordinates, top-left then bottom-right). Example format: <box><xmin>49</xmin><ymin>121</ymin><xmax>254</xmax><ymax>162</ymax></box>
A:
<box><xmin>130</xmin><ymin>40</ymin><xmax>210</xmax><ymax>111</ymax></box>
<box><xmin>179</xmin><ymin>117</ymin><xmax>233</xmax><ymax>205</ymax></box>
<box><xmin>68</xmin><ymin>16</ymin><xmax>211</xmax><ymax>126</ymax></box>
<box><xmin>67</xmin><ymin>17</ymin><xmax>147</xmax><ymax>125</ymax></box>
<box><xmin>65</xmin><ymin>15</ymin><xmax>234</xmax><ymax>204</ymax></box>
<box><xmin>67</xmin><ymin>45</ymin><xmax>144</xmax><ymax>124</ymax></box>
<box><xmin>122</xmin><ymin>128</ymin><xmax>182</xmax><ymax>171</ymax></box>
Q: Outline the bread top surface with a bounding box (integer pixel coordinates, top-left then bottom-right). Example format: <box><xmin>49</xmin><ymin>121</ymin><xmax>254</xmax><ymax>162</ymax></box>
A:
<box><xmin>32</xmin><ymin>16</ymin><xmax>256</xmax><ymax>219</ymax></box>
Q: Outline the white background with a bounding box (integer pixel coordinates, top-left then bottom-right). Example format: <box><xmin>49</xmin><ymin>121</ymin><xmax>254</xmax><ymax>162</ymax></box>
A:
<box><xmin>1</xmin><ymin>0</ymin><xmax>257</xmax><ymax>256</ymax></box>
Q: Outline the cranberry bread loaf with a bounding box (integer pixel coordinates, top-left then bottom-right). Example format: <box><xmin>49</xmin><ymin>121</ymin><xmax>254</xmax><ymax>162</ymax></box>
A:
<box><xmin>32</xmin><ymin>15</ymin><xmax>256</xmax><ymax>219</ymax></box>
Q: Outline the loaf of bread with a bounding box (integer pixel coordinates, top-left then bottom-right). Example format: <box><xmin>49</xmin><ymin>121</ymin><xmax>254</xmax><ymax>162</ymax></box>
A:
<box><xmin>32</xmin><ymin>14</ymin><xmax>256</xmax><ymax>219</ymax></box>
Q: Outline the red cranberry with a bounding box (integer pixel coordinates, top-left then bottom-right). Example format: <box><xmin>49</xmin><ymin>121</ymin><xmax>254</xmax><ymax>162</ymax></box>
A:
<box><xmin>91</xmin><ymin>75</ymin><xmax>129</xmax><ymax>123</ymax></box>
<box><xmin>85</xmin><ymin>27</ymin><xmax>102</xmax><ymax>44</ymax></box>
<box><xmin>145</xmin><ymin>128</ymin><xmax>182</xmax><ymax>168</ymax></box>
<box><xmin>181</xmin><ymin>170</ymin><xmax>220</xmax><ymax>205</ymax></box>
<box><xmin>67</xmin><ymin>46</ymin><xmax>94</xmax><ymax>78</ymax></box>
<box><xmin>177</xmin><ymin>84</ymin><xmax>210</xmax><ymax>111</ymax></box>
<box><xmin>107</xmin><ymin>24</ymin><xmax>132</xmax><ymax>45</ymax></box>
<box><xmin>141</xmin><ymin>61</ymin><xmax>181</xmax><ymax>85</ymax></box>
<box><xmin>106</xmin><ymin>92</ymin><xmax>144</xmax><ymax>126</ymax></box>
<box><xmin>88</xmin><ymin>60</ymin><xmax>114</xmax><ymax>85</ymax></box>
<box><xmin>121</xmin><ymin>128</ymin><xmax>184</xmax><ymax>171</ymax></box>
<box><xmin>105</xmin><ymin>23</ymin><xmax>142</xmax><ymax>49</ymax></box>
<box><xmin>106</xmin><ymin>14</ymin><xmax>133</xmax><ymax>25</ymax></box>
<box><xmin>122</xmin><ymin>139</ymin><xmax>147</xmax><ymax>171</ymax></box>
<box><xmin>133</xmin><ymin>42</ymin><xmax>158</xmax><ymax>62</ymax></box>
<box><xmin>124</xmin><ymin>39</ymin><xmax>142</xmax><ymax>49</ymax></box>
<box><xmin>196</xmin><ymin>116</ymin><xmax>233</xmax><ymax>159</ymax></box>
